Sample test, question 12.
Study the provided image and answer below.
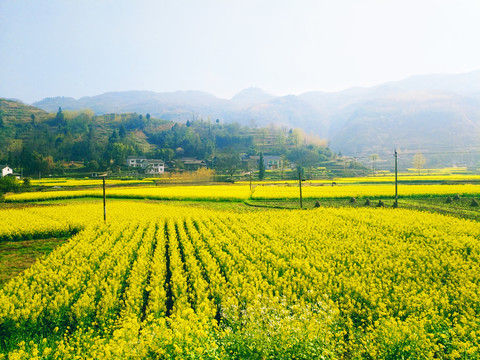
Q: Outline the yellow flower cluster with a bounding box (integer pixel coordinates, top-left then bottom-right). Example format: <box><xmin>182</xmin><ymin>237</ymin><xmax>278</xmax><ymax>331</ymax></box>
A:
<box><xmin>4</xmin><ymin>184</ymin><xmax>251</xmax><ymax>202</ymax></box>
<box><xmin>30</xmin><ymin>178</ymin><xmax>154</xmax><ymax>187</ymax></box>
<box><xmin>5</xmin><ymin>182</ymin><xmax>480</xmax><ymax>204</ymax></box>
<box><xmin>1</xmin><ymin>202</ymin><xmax>480</xmax><ymax>358</ymax></box>
<box><xmin>251</xmin><ymin>183</ymin><xmax>480</xmax><ymax>199</ymax></box>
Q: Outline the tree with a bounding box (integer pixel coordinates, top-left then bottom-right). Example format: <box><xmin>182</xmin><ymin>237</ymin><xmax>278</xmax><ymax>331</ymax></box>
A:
<box><xmin>55</xmin><ymin>107</ymin><xmax>65</xmax><ymax>126</ymax></box>
<box><xmin>86</xmin><ymin>160</ymin><xmax>99</xmax><ymax>172</ymax></box>
<box><xmin>216</xmin><ymin>153</ymin><xmax>241</xmax><ymax>179</ymax></box>
<box><xmin>413</xmin><ymin>152</ymin><xmax>426</xmax><ymax>174</ymax></box>
<box><xmin>156</xmin><ymin>148</ymin><xmax>175</xmax><ymax>162</ymax></box>
<box><xmin>110</xmin><ymin>142</ymin><xmax>134</xmax><ymax>167</ymax></box>
<box><xmin>370</xmin><ymin>154</ymin><xmax>379</xmax><ymax>176</ymax></box>
<box><xmin>108</xmin><ymin>129</ymin><xmax>119</xmax><ymax>143</ymax></box>
<box><xmin>136</xmin><ymin>114</ymin><xmax>146</xmax><ymax>129</ymax></box>
<box><xmin>31</xmin><ymin>114</ymin><xmax>36</xmax><ymax>127</ymax></box>
<box><xmin>86</xmin><ymin>124</ymin><xmax>98</xmax><ymax>160</ymax></box>
<box><xmin>119</xmin><ymin>125</ymin><xmax>127</xmax><ymax>139</ymax></box>
<box><xmin>0</xmin><ymin>176</ymin><xmax>20</xmax><ymax>193</ymax></box>
<box><xmin>289</xmin><ymin>128</ymin><xmax>303</xmax><ymax>148</ymax></box>
<box><xmin>287</xmin><ymin>148</ymin><xmax>318</xmax><ymax>168</ymax></box>
<box><xmin>258</xmin><ymin>152</ymin><xmax>265</xmax><ymax>180</ymax></box>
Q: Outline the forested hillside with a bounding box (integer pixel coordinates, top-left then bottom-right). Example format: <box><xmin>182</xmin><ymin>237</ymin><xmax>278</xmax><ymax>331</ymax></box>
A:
<box><xmin>0</xmin><ymin>99</ymin><xmax>335</xmax><ymax>176</ymax></box>
<box><xmin>33</xmin><ymin>70</ymin><xmax>480</xmax><ymax>168</ymax></box>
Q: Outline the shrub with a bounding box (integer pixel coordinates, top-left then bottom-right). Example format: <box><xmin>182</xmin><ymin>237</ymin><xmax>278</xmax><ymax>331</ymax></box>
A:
<box><xmin>0</xmin><ymin>176</ymin><xmax>20</xmax><ymax>193</ymax></box>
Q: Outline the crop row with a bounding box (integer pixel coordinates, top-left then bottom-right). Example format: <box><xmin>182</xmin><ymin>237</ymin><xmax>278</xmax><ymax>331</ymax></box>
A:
<box><xmin>1</xmin><ymin>202</ymin><xmax>480</xmax><ymax>358</ymax></box>
<box><xmin>5</xmin><ymin>183</ymin><xmax>480</xmax><ymax>204</ymax></box>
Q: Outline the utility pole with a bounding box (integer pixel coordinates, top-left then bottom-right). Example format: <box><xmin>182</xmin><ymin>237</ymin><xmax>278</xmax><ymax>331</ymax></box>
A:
<box><xmin>103</xmin><ymin>176</ymin><xmax>106</xmax><ymax>222</ymax></box>
<box><xmin>394</xmin><ymin>149</ymin><xmax>398</xmax><ymax>208</ymax></box>
<box><xmin>298</xmin><ymin>167</ymin><xmax>303</xmax><ymax>209</ymax></box>
<box><xmin>249</xmin><ymin>171</ymin><xmax>252</xmax><ymax>191</ymax></box>
<box><xmin>99</xmin><ymin>173</ymin><xmax>108</xmax><ymax>223</ymax></box>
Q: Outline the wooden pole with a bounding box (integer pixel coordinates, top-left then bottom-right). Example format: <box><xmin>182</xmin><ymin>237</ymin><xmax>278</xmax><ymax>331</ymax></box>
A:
<box><xmin>103</xmin><ymin>176</ymin><xmax>106</xmax><ymax>223</ymax></box>
<box><xmin>394</xmin><ymin>149</ymin><xmax>398</xmax><ymax>208</ymax></box>
<box><xmin>298</xmin><ymin>168</ymin><xmax>303</xmax><ymax>209</ymax></box>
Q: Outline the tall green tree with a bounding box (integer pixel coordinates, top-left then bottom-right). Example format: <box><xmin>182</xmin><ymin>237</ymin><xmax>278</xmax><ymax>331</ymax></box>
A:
<box><xmin>119</xmin><ymin>125</ymin><xmax>126</xmax><ymax>139</ymax></box>
<box><xmin>0</xmin><ymin>176</ymin><xmax>20</xmax><ymax>193</ymax></box>
<box><xmin>55</xmin><ymin>107</ymin><xmax>65</xmax><ymax>126</ymax></box>
<box><xmin>216</xmin><ymin>153</ymin><xmax>241</xmax><ymax>179</ymax></box>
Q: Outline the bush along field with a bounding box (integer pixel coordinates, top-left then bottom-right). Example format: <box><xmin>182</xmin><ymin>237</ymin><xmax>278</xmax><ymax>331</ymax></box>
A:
<box><xmin>0</xmin><ymin>201</ymin><xmax>479</xmax><ymax>359</ymax></box>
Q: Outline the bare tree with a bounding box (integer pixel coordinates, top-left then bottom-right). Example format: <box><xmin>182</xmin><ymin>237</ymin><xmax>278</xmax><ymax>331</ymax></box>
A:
<box><xmin>413</xmin><ymin>152</ymin><xmax>426</xmax><ymax>174</ymax></box>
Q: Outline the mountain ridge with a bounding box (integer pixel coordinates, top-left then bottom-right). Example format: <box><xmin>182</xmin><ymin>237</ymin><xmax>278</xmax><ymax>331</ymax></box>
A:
<box><xmin>31</xmin><ymin>70</ymin><xmax>480</xmax><ymax>167</ymax></box>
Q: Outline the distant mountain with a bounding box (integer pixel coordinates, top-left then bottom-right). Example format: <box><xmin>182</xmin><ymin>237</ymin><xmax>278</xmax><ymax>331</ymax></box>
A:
<box><xmin>230</xmin><ymin>95</ymin><xmax>330</xmax><ymax>136</ymax></box>
<box><xmin>386</xmin><ymin>69</ymin><xmax>480</xmax><ymax>96</ymax></box>
<box><xmin>230</xmin><ymin>87</ymin><xmax>275</xmax><ymax>107</ymax></box>
<box><xmin>32</xmin><ymin>70</ymin><xmax>480</xmax><ymax>167</ymax></box>
<box><xmin>34</xmin><ymin>91</ymin><xmax>232</xmax><ymax>121</ymax></box>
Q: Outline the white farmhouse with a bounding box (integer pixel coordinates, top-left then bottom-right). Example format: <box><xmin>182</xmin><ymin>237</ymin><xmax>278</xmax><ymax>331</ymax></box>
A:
<box><xmin>1</xmin><ymin>165</ymin><xmax>13</xmax><ymax>178</ymax></box>
<box><xmin>126</xmin><ymin>156</ymin><xmax>147</xmax><ymax>168</ymax></box>
<box><xmin>144</xmin><ymin>159</ymin><xmax>165</xmax><ymax>174</ymax></box>
<box><xmin>126</xmin><ymin>157</ymin><xmax>165</xmax><ymax>174</ymax></box>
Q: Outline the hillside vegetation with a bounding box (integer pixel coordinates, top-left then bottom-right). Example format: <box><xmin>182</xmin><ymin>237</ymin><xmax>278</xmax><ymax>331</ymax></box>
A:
<box><xmin>32</xmin><ymin>70</ymin><xmax>480</xmax><ymax>168</ymax></box>
<box><xmin>0</xmin><ymin>99</ymin><xmax>335</xmax><ymax>177</ymax></box>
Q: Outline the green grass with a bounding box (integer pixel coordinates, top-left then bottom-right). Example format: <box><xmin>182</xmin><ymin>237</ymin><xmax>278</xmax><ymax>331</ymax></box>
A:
<box><xmin>0</xmin><ymin>238</ymin><xmax>67</xmax><ymax>287</ymax></box>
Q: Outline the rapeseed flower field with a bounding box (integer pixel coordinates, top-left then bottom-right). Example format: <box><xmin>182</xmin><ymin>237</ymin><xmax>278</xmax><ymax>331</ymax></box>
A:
<box><xmin>0</xmin><ymin>201</ymin><xmax>479</xmax><ymax>359</ymax></box>
<box><xmin>4</xmin><ymin>182</ymin><xmax>480</xmax><ymax>203</ymax></box>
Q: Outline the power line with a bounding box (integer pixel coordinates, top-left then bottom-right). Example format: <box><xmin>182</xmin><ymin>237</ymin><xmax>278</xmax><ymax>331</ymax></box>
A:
<box><xmin>351</xmin><ymin>148</ymin><xmax>480</xmax><ymax>160</ymax></box>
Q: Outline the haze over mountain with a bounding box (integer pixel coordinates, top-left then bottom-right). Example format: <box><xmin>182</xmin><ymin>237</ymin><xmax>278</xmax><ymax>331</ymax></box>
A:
<box><xmin>33</xmin><ymin>70</ymin><xmax>480</xmax><ymax>167</ymax></box>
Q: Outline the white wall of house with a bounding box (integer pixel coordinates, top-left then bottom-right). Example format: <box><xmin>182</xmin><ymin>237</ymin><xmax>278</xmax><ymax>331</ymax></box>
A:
<box><xmin>126</xmin><ymin>156</ymin><xmax>147</xmax><ymax>168</ymax></box>
<box><xmin>127</xmin><ymin>157</ymin><xmax>165</xmax><ymax>173</ymax></box>
<box><xmin>145</xmin><ymin>161</ymin><xmax>165</xmax><ymax>174</ymax></box>
<box><xmin>1</xmin><ymin>166</ymin><xmax>13</xmax><ymax>177</ymax></box>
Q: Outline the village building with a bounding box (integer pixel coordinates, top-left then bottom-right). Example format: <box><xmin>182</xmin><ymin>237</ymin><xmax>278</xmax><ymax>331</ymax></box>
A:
<box><xmin>180</xmin><ymin>158</ymin><xmax>207</xmax><ymax>171</ymax></box>
<box><xmin>144</xmin><ymin>159</ymin><xmax>165</xmax><ymax>174</ymax></box>
<box><xmin>1</xmin><ymin>165</ymin><xmax>13</xmax><ymax>177</ymax></box>
<box><xmin>126</xmin><ymin>156</ymin><xmax>147</xmax><ymax>168</ymax></box>
<box><xmin>126</xmin><ymin>157</ymin><xmax>165</xmax><ymax>174</ymax></box>
<box><xmin>243</xmin><ymin>155</ymin><xmax>284</xmax><ymax>170</ymax></box>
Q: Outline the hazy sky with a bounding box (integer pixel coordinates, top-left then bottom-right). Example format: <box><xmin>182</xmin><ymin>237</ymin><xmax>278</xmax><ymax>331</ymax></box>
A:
<box><xmin>1</xmin><ymin>0</ymin><xmax>480</xmax><ymax>103</ymax></box>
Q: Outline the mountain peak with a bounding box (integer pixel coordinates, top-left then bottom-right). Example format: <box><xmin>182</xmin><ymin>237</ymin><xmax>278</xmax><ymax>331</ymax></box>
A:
<box><xmin>231</xmin><ymin>87</ymin><xmax>274</xmax><ymax>106</ymax></box>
